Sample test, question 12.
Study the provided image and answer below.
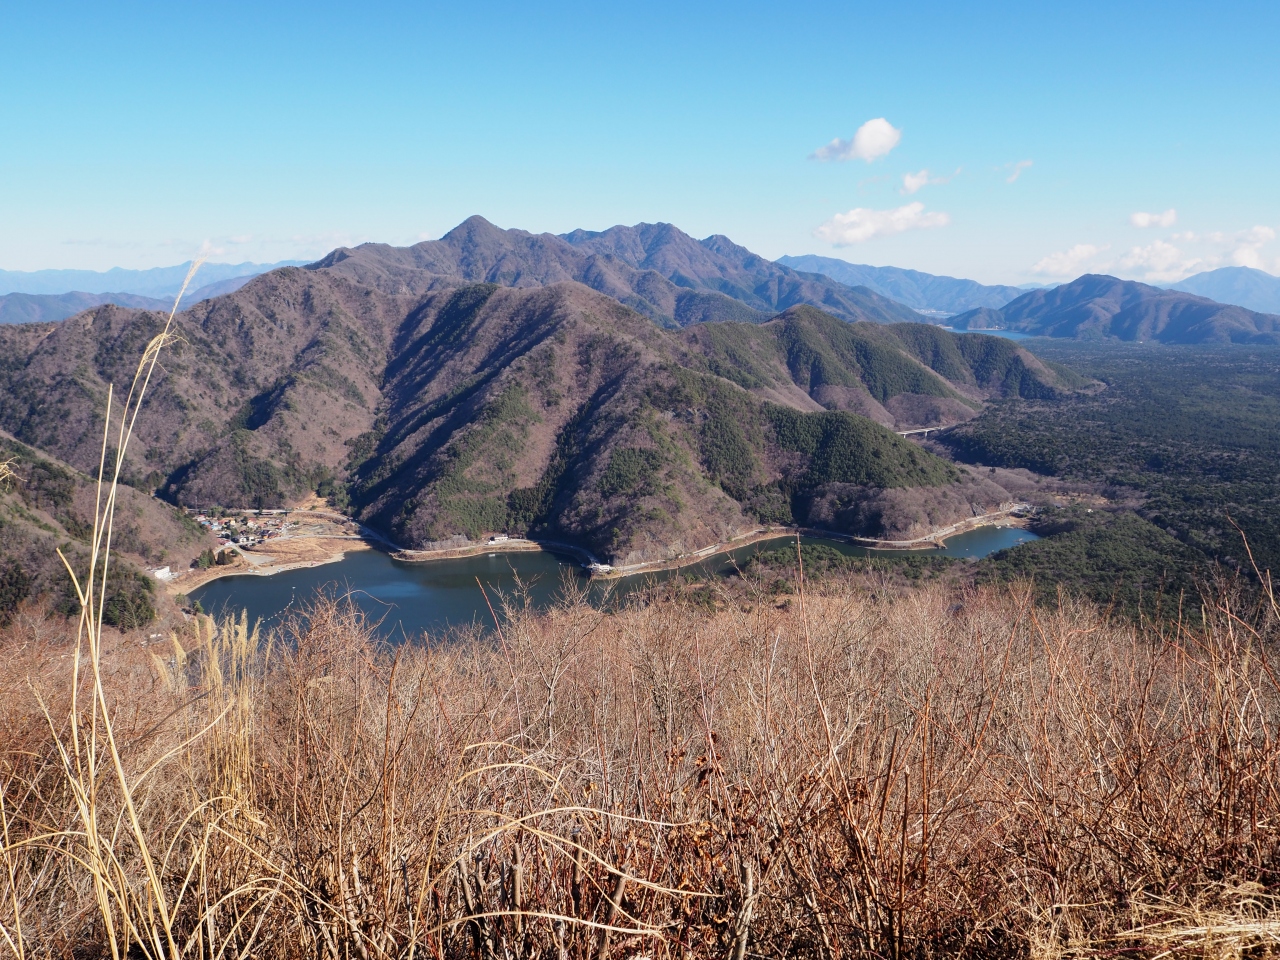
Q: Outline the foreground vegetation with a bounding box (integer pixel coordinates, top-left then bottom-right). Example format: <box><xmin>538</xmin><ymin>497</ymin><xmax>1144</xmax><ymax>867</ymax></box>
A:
<box><xmin>2</xmin><ymin>571</ymin><xmax>1279</xmax><ymax>959</ymax></box>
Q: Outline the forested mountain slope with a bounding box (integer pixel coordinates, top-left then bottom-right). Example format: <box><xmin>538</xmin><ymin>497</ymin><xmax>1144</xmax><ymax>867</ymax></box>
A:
<box><xmin>0</xmin><ymin>429</ymin><xmax>215</xmax><ymax>626</ymax></box>
<box><xmin>0</xmin><ymin>235</ymin><xmax>1090</xmax><ymax>565</ymax></box>
<box><xmin>342</xmin><ymin>283</ymin><xmax>1071</xmax><ymax>562</ymax></box>
<box><xmin>677</xmin><ymin>307</ymin><xmax>1085</xmax><ymax>427</ymax></box>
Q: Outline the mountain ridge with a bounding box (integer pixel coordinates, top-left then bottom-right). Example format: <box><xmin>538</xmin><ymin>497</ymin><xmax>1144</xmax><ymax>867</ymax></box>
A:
<box><xmin>0</xmin><ymin>259</ymin><xmax>307</xmax><ymax>298</ymax></box>
<box><xmin>311</xmin><ymin>216</ymin><xmax>926</xmax><ymax>328</ymax></box>
<box><xmin>777</xmin><ymin>254</ymin><xmax>1029</xmax><ymax>315</ymax></box>
<box><xmin>1168</xmin><ymin>266</ymin><xmax>1280</xmax><ymax>314</ymax></box>
<box><xmin>0</xmin><ymin>264</ymin><xmax>308</xmax><ymax>325</ymax></box>
<box><xmin>948</xmin><ymin>274</ymin><xmax>1280</xmax><ymax>343</ymax></box>
<box><xmin>0</xmin><ymin>291</ymin><xmax>173</xmax><ymax>325</ymax></box>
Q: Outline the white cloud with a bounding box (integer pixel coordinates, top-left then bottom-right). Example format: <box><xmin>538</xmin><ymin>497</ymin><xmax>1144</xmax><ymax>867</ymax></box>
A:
<box><xmin>812</xmin><ymin>118</ymin><xmax>902</xmax><ymax>162</ymax></box>
<box><xmin>1119</xmin><ymin>240</ymin><xmax>1204</xmax><ymax>283</ymax></box>
<box><xmin>814</xmin><ymin>202</ymin><xmax>950</xmax><ymax>245</ymax></box>
<box><xmin>902</xmin><ymin>170</ymin><xmax>932</xmax><ymax>194</ymax></box>
<box><xmin>1032</xmin><ymin>243</ymin><xmax>1104</xmax><ymax>277</ymax></box>
<box><xmin>900</xmin><ymin>168</ymin><xmax>957</xmax><ymax>195</ymax></box>
<box><xmin>1231</xmin><ymin>225</ymin><xmax>1277</xmax><ymax>269</ymax></box>
<box><xmin>1232</xmin><ymin>246</ymin><xmax>1264</xmax><ymax>269</ymax></box>
<box><xmin>1240</xmin><ymin>225</ymin><xmax>1276</xmax><ymax>245</ymax></box>
<box><xmin>1005</xmin><ymin>160</ymin><xmax>1033</xmax><ymax>183</ymax></box>
<box><xmin>1130</xmin><ymin>209</ymin><xmax>1177</xmax><ymax>228</ymax></box>
<box><xmin>1103</xmin><ymin>224</ymin><xmax>1279</xmax><ymax>281</ymax></box>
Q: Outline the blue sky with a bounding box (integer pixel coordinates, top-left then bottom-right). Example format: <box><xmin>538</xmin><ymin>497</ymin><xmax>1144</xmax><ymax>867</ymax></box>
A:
<box><xmin>2</xmin><ymin>0</ymin><xmax>1277</xmax><ymax>284</ymax></box>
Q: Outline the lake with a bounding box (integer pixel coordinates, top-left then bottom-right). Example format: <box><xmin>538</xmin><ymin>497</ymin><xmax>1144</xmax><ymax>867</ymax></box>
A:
<box><xmin>936</xmin><ymin>326</ymin><xmax>1039</xmax><ymax>342</ymax></box>
<box><xmin>191</xmin><ymin>525</ymin><xmax>1038</xmax><ymax>640</ymax></box>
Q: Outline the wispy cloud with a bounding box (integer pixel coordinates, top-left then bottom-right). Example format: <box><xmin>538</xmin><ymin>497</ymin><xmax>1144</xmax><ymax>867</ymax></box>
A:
<box><xmin>814</xmin><ymin>202</ymin><xmax>950</xmax><ymax>245</ymax></box>
<box><xmin>1032</xmin><ymin>243</ymin><xmax>1105</xmax><ymax>276</ymax></box>
<box><xmin>1130</xmin><ymin>209</ymin><xmax>1177</xmax><ymax>228</ymax></box>
<box><xmin>900</xmin><ymin>168</ymin><xmax>958</xmax><ymax>195</ymax></box>
<box><xmin>1005</xmin><ymin>160</ymin><xmax>1033</xmax><ymax>183</ymax></box>
<box><xmin>812</xmin><ymin>118</ymin><xmax>902</xmax><ymax>163</ymax></box>
<box><xmin>60</xmin><ymin>238</ymin><xmax>146</xmax><ymax>249</ymax></box>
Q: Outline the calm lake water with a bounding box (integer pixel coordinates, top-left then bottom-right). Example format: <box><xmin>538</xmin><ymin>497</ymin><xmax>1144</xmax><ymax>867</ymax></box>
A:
<box><xmin>937</xmin><ymin>326</ymin><xmax>1039</xmax><ymax>341</ymax></box>
<box><xmin>191</xmin><ymin>526</ymin><xmax>1038</xmax><ymax>640</ymax></box>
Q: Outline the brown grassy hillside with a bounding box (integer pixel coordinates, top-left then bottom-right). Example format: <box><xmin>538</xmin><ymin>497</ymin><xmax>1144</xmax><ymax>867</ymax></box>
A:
<box><xmin>3</xmin><ymin>573</ymin><xmax>1277</xmax><ymax>958</ymax></box>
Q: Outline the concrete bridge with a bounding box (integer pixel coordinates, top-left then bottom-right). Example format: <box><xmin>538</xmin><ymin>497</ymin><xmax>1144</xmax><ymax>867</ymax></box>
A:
<box><xmin>895</xmin><ymin>426</ymin><xmax>945</xmax><ymax>438</ymax></box>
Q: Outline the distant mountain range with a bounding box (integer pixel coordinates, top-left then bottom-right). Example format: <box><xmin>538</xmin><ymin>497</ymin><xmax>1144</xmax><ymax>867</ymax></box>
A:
<box><xmin>0</xmin><ymin>217</ymin><xmax>1088</xmax><ymax>567</ymax></box>
<box><xmin>0</xmin><ymin>291</ymin><xmax>172</xmax><ymax>325</ymax></box>
<box><xmin>315</xmin><ymin>217</ymin><xmax>925</xmax><ymax>327</ymax></box>
<box><xmin>1167</xmin><ymin>266</ymin><xmax>1280</xmax><ymax>314</ymax></box>
<box><xmin>12</xmin><ymin>248</ymin><xmax>1279</xmax><ymax>334</ymax></box>
<box><xmin>949</xmin><ymin>274</ymin><xmax>1280</xmax><ymax>344</ymax></box>
<box><xmin>776</xmin><ymin>255</ymin><xmax>1031</xmax><ymax>315</ymax></box>
<box><xmin>0</xmin><ymin>260</ymin><xmax>304</xmax><ymax>299</ymax></box>
<box><xmin>0</xmin><ymin>271</ymin><xmax>301</xmax><ymax>325</ymax></box>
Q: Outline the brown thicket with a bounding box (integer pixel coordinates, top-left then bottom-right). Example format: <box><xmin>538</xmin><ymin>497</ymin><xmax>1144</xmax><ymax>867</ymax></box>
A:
<box><xmin>2</xmin><ymin>571</ymin><xmax>1279</xmax><ymax>959</ymax></box>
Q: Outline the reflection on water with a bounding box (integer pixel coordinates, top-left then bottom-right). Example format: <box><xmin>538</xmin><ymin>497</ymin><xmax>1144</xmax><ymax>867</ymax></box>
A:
<box><xmin>191</xmin><ymin>525</ymin><xmax>1038</xmax><ymax>640</ymax></box>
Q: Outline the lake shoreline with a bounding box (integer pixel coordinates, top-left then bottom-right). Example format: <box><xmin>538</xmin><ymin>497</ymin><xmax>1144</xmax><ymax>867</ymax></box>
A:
<box><xmin>591</xmin><ymin>504</ymin><xmax>1032</xmax><ymax>579</ymax></box>
<box><xmin>184</xmin><ymin>504</ymin><xmax>1032</xmax><ymax>591</ymax></box>
<box><xmin>388</xmin><ymin>503</ymin><xmax>1034</xmax><ymax>580</ymax></box>
<box><xmin>168</xmin><ymin>537</ymin><xmax>373</xmax><ymax>593</ymax></box>
<box><xmin>189</xmin><ymin>520</ymin><xmax>1040</xmax><ymax>638</ymax></box>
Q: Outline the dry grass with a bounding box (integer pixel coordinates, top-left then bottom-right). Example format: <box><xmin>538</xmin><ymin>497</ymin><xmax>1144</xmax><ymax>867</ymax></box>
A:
<box><xmin>1</xmin><ymin>574</ymin><xmax>1279</xmax><ymax>959</ymax></box>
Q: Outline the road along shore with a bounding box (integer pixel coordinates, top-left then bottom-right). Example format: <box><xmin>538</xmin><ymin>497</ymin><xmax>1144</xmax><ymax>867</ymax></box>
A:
<box><xmin>389</xmin><ymin>504</ymin><xmax>1033</xmax><ymax>580</ymax></box>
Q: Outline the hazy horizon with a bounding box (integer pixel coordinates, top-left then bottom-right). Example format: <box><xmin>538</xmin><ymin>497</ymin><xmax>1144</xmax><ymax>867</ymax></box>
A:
<box><xmin>1</xmin><ymin>234</ymin><xmax>1277</xmax><ymax>297</ymax></box>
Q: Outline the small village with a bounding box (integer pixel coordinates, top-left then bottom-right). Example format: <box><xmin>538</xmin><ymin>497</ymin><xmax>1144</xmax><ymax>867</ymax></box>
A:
<box><xmin>191</xmin><ymin>508</ymin><xmax>293</xmax><ymax>549</ymax></box>
<box><xmin>146</xmin><ymin>503</ymin><xmax>371</xmax><ymax>590</ymax></box>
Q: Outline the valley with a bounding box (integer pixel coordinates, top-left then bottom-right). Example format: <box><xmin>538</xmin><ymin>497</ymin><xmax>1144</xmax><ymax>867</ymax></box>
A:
<box><xmin>0</xmin><ymin>220</ymin><xmax>1087</xmax><ymax>613</ymax></box>
<box><xmin>1</xmin><ymin>217</ymin><xmax>1276</xmax><ymax>633</ymax></box>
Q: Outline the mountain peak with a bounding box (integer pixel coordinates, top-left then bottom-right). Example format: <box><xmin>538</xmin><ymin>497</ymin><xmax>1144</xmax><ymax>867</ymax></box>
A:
<box><xmin>1169</xmin><ymin>265</ymin><xmax>1280</xmax><ymax>314</ymax></box>
<box><xmin>436</xmin><ymin>214</ymin><xmax>522</xmax><ymax>246</ymax></box>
